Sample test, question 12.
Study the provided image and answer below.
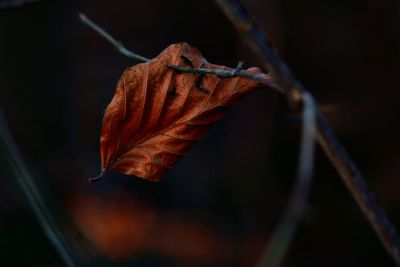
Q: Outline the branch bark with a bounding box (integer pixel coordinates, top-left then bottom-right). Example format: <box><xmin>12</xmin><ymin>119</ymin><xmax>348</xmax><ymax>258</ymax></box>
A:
<box><xmin>79</xmin><ymin>14</ymin><xmax>150</xmax><ymax>63</ymax></box>
<box><xmin>256</xmin><ymin>91</ymin><xmax>317</xmax><ymax>267</ymax></box>
<box><xmin>213</xmin><ymin>0</ymin><xmax>400</xmax><ymax>266</ymax></box>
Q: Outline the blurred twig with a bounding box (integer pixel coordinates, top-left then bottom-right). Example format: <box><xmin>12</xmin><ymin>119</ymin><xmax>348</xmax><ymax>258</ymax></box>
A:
<box><xmin>0</xmin><ymin>112</ymin><xmax>77</xmax><ymax>267</ymax></box>
<box><xmin>0</xmin><ymin>0</ymin><xmax>41</xmax><ymax>9</ymax></box>
<box><xmin>257</xmin><ymin>92</ymin><xmax>316</xmax><ymax>267</ymax></box>
<box><xmin>79</xmin><ymin>13</ymin><xmax>150</xmax><ymax>63</ymax></box>
<box><xmin>213</xmin><ymin>0</ymin><xmax>400</xmax><ymax>266</ymax></box>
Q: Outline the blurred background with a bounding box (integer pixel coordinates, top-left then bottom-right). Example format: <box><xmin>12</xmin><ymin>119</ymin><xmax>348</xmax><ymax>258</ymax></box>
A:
<box><xmin>0</xmin><ymin>0</ymin><xmax>399</xmax><ymax>266</ymax></box>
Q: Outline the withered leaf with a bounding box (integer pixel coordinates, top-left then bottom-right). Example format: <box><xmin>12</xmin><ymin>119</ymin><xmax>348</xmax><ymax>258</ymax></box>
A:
<box><xmin>100</xmin><ymin>42</ymin><xmax>269</xmax><ymax>181</ymax></box>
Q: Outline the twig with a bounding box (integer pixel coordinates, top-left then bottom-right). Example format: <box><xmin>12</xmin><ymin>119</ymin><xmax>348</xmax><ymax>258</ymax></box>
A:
<box><xmin>257</xmin><ymin>92</ymin><xmax>316</xmax><ymax>267</ymax></box>
<box><xmin>214</xmin><ymin>0</ymin><xmax>300</xmax><ymax>97</ymax></box>
<box><xmin>79</xmin><ymin>12</ymin><xmax>283</xmax><ymax>93</ymax></box>
<box><xmin>168</xmin><ymin>64</ymin><xmax>282</xmax><ymax>93</ymax></box>
<box><xmin>79</xmin><ymin>13</ymin><xmax>150</xmax><ymax>63</ymax></box>
<box><xmin>0</xmin><ymin>0</ymin><xmax>42</xmax><ymax>9</ymax></box>
<box><xmin>213</xmin><ymin>0</ymin><xmax>400</xmax><ymax>266</ymax></box>
<box><xmin>0</xmin><ymin>112</ymin><xmax>77</xmax><ymax>267</ymax></box>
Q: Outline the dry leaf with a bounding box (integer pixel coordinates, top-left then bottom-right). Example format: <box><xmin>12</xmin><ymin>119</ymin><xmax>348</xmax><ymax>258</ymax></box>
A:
<box><xmin>99</xmin><ymin>42</ymin><xmax>269</xmax><ymax>180</ymax></box>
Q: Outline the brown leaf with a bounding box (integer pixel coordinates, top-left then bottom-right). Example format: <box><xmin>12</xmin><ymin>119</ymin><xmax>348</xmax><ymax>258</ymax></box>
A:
<box><xmin>100</xmin><ymin>42</ymin><xmax>268</xmax><ymax>181</ymax></box>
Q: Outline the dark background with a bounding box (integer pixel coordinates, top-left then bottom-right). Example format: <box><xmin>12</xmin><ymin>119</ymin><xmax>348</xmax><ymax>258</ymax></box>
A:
<box><xmin>0</xmin><ymin>0</ymin><xmax>399</xmax><ymax>266</ymax></box>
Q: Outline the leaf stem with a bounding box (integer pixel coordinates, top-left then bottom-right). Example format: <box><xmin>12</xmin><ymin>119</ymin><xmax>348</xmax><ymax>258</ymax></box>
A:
<box><xmin>88</xmin><ymin>172</ymin><xmax>104</xmax><ymax>183</ymax></box>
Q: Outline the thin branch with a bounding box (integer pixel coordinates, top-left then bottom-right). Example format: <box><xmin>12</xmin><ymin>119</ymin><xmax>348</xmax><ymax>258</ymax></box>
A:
<box><xmin>0</xmin><ymin>0</ymin><xmax>42</xmax><ymax>9</ymax></box>
<box><xmin>213</xmin><ymin>0</ymin><xmax>400</xmax><ymax>266</ymax></box>
<box><xmin>257</xmin><ymin>91</ymin><xmax>317</xmax><ymax>267</ymax></box>
<box><xmin>214</xmin><ymin>0</ymin><xmax>300</xmax><ymax>97</ymax></box>
<box><xmin>0</xmin><ymin>112</ymin><xmax>77</xmax><ymax>267</ymax></box>
<box><xmin>79</xmin><ymin>13</ymin><xmax>281</xmax><ymax>92</ymax></box>
<box><xmin>168</xmin><ymin>64</ymin><xmax>282</xmax><ymax>93</ymax></box>
<box><xmin>79</xmin><ymin>13</ymin><xmax>150</xmax><ymax>63</ymax></box>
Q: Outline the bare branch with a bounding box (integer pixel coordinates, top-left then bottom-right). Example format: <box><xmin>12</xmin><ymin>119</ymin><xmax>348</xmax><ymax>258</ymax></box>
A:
<box><xmin>168</xmin><ymin>64</ymin><xmax>282</xmax><ymax>93</ymax></box>
<box><xmin>0</xmin><ymin>0</ymin><xmax>42</xmax><ymax>9</ymax></box>
<box><xmin>78</xmin><ymin>13</ymin><xmax>282</xmax><ymax>93</ymax></box>
<box><xmin>257</xmin><ymin>91</ymin><xmax>317</xmax><ymax>267</ymax></box>
<box><xmin>213</xmin><ymin>0</ymin><xmax>400</xmax><ymax>265</ymax></box>
<box><xmin>0</xmin><ymin>112</ymin><xmax>77</xmax><ymax>267</ymax></box>
<box><xmin>79</xmin><ymin>13</ymin><xmax>149</xmax><ymax>63</ymax></box>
